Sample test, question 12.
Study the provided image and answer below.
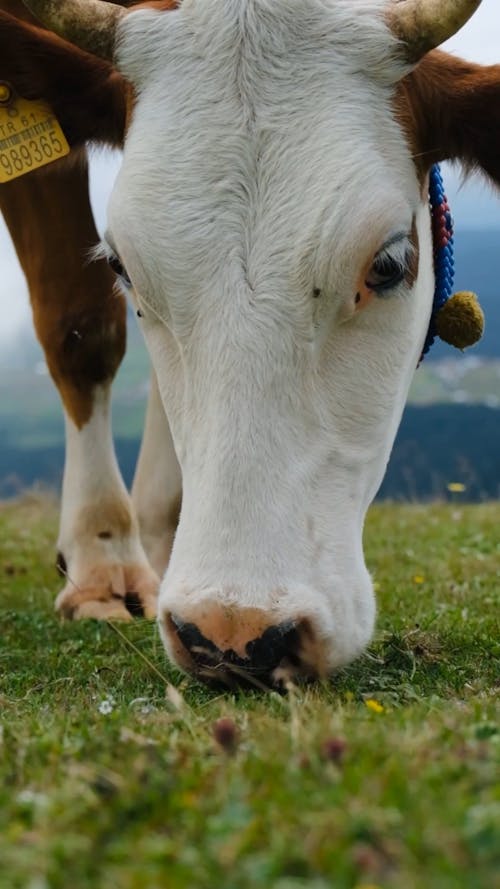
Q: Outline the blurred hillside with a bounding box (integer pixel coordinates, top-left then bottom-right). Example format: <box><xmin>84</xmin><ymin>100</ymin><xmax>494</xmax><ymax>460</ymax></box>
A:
<box><xmin>431</xmin><ymin>229</ymin><xmax>500</xmax><ymax>359</ymax></box>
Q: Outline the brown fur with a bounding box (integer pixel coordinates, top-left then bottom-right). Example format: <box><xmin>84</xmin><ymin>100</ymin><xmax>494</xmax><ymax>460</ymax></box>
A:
<box><xmin>74</xmin><ymin>494</ymin><xmax>134</xmax><ymax>540</ymax></box>
<box><xmin>0</xmin><ymin>158</ymin><xmax>126</xmax><ymax>426</ymax></box>
<box><xmin>397</xmin><ymin>49</ymin><xmax>500</xmax><ymax>187</ymax></box>
<box><xmin>0</xmin><ymin>7</ymin><xmax>127</xmax><ymax>148</ymax></box>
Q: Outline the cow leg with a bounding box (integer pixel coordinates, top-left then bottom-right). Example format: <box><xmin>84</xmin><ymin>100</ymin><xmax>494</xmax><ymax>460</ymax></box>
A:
<box><xmin>131</xmin><ymin>369</ymin><xmax>182</xmax><ymax>577</ymax></box>
<box><xmin>0</xmin><ymin>158</ymin><xmax>159</xmax><ymax>620</ymax></box>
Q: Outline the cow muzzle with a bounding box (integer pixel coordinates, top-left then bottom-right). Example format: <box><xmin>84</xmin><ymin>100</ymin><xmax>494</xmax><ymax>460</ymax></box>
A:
<box><xmin>161</xmin><ymin>603</ymin><xmax>328</xmax><ymax>689</ymax></box>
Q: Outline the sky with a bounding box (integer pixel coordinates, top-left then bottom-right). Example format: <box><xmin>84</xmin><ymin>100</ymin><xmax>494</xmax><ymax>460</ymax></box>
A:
<box><xmin>1</xmin><ymin>0</ymin><xmax>499</xmax><ymax>341</ymax></box>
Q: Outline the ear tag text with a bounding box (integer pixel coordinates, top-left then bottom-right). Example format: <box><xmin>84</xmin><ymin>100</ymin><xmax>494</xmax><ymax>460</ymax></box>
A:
<box><xmin>0</xmin><ymin>84</ymin><xmax>70</xmax><ymax>183</ymax></box>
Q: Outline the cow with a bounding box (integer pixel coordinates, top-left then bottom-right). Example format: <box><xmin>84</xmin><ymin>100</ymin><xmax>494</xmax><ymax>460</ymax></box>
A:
<box><xmin>1</xmin><ymin>0</ymin><xmax>498</xmax><ymax>686</ymax></box>
<box><xmin>0</xmin><ymin>0</ymin><xmax>180</xmax><ymax>621</ymax></box>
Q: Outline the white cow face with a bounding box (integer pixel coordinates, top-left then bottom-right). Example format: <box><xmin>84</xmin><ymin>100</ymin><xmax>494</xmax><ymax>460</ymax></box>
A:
<box><xmin>104</xmin><ymin>0</ymin><xmax>435</xmax><ymax>683</ymax></box>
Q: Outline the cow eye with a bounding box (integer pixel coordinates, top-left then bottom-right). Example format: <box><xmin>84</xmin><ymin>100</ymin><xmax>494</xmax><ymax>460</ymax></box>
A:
<box><xmin>107</xmin><ymin>251</ymin><xmax>131</xmax><ymax>287</ymax></box>
<box><xmin>365</xmin><ymin>241</ymin><xmax>410</xmax><ymax>294</ymax></box>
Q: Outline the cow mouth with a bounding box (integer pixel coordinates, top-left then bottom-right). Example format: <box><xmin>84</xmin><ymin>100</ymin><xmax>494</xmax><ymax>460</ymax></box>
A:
<box><xmin>165</xmin><ymin>612</ymin><xmax>326</xmax><ymax>691</ymax></box>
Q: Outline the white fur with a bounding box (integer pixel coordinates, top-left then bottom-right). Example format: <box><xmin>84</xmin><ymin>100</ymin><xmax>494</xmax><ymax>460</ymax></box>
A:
<box><xmin>58</xmin><ymin>386</ymin><xmax>151</xmax><ymax>587</ymax></box>
<box><xmin>105</xmin><ymin>0</ymin><xmax>435</xmax><ymax>669</ymax></box>
<box><xmin>131</xmin><ymin>369</ymin><xmax>182</xmax><ymax>575</ymax></box>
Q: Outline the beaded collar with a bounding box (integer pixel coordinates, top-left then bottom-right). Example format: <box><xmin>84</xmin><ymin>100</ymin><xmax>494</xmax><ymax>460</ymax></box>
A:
<box><xmin>421</xmin><ymin>164</ymin><xmax>455</xmax><ymax>360</ymax></box>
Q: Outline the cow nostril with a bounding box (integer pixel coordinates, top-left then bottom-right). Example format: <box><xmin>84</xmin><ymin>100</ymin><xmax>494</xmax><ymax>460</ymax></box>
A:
<box><xmin>170</xmin><ymin>613</ymin><xmax>220</xmax><ymax>662</ymax></box>
<box><xmin>244</xmin><ymin>620</ymin><xmax>300</xmax><ymax>672</ymax></box>
<box><xmin>168</xmin><ymin>611</ymin><xmax>304</xmax><ymax>684</ymax></box>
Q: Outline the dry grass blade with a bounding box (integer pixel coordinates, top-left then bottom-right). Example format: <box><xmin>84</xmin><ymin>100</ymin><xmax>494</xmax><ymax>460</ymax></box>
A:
<box><xmin>106</xmin><ymin>620</ymin><xmax>190</xmax><ymax>720</ymax></box>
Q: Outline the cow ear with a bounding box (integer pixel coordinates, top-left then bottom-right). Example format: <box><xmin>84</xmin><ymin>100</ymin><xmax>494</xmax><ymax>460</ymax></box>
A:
<box><xmin>399</xmin><ymin>49</ymin><xmax>500</xmax><ymax>188</ymax></box>
<box><xmin>0</xmin><ymin>10</ymin><xmax>127</xmax><ymax>149</ymax></box>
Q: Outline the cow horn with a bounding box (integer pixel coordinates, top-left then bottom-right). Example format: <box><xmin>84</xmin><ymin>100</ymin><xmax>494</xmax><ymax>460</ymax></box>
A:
<box><xmin>389</xmin><ymin>0</ymin><xmax>483</xmax><ymax>62</ymax></box>
<box><xmin>22</xmin><ymin>0</ymin><xmax>125</xmax><ymax>60</ymax></box>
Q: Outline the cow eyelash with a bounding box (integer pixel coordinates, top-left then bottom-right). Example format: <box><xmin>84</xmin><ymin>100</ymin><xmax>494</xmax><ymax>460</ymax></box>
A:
<box><xmin>107</xmin><ymin>252</ymin><xmax>132</xmax><ymax>287</ymax></box>
<box><xmin>366</xmin><ymin>236</ymin><xmax>413</xmax><ymax>295</ymax></box>
<box><xmin>93</xmin><ymin>240</ymin><xmax>132</xmax><ymax>288</ymax></box>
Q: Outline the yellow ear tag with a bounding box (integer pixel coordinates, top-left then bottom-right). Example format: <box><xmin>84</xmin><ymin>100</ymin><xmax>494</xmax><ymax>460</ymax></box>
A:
<box><xmin>0</xmin><ymin>83</ymin><xmax>70</xmax><ymax>184</ymax></box>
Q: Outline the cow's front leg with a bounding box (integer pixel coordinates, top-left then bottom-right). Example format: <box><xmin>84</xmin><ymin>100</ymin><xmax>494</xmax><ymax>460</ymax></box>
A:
<box><xmin>1</xmin><ymin>157</ymin><xmax>159</xmax><ymax>620</ymax></box>
<box><xmin>56</xmin><ymin>384</ymin><xmax>159</xmax><ymax>620</ymax></box>
<box><xmin>132</xmin><ymin>369</ymin><xmax>182</xmax><ymax>577</ymax></box>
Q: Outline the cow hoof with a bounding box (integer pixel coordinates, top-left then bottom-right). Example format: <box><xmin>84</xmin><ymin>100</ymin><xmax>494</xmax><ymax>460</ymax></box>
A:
<box><xmin>55</xmin><ymin>563</ymin><xmax>160</xmax><ymax>621</ymax></box>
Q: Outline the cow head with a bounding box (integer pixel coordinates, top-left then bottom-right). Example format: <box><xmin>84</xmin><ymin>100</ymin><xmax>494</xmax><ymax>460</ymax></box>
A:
<box><xmin>22</xmin><ymin>0</ymin><xmax>498</xmax><ymax>685</ymax></box>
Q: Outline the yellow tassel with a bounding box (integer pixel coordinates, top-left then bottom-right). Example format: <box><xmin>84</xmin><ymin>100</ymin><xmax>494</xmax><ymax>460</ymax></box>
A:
<box><xmin>435</xmin><ymin>291</ymin><xmax>485</xmax><ymax>350</ymax></box>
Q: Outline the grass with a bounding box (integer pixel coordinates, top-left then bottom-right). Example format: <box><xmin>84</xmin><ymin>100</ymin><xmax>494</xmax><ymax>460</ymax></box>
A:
<box><xmin>0</xmin><ymin>494</ymin><xmax>499</xmax><ymax>889</ymax></box>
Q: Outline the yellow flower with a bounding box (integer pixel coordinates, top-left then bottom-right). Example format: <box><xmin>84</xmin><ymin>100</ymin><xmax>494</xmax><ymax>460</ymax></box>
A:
<box><xmin>365</xmin><ymin>699</ymin><xmax>384</xmax><ymax>714</ymax></box>
<box><xmin>447</xmin><ymin>482</ymin><xmax>466</xmax><ymax>493</ymax></box>
<box><xmin>413</xmin><ymin>575</ymin><xmax>425</xmax><ymax>584</ymax></box>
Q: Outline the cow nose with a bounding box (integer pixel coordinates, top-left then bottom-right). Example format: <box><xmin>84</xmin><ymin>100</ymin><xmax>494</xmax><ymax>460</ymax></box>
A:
<box><xmin>173</xmin><ymin>613</ymin><xmax>298</xmax><ymax>671</ymax></box>
<box><xmin>163</xmin><ymin>604</ymin><xmax>323</xmax><ymax>688</ymax></box>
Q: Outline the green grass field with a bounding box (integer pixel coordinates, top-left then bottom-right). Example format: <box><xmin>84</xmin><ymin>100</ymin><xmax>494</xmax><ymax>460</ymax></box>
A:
<box><xmin>1</xmin><ymin>495</ymin><xmax>498</xmax><ymax>889</ymax></box>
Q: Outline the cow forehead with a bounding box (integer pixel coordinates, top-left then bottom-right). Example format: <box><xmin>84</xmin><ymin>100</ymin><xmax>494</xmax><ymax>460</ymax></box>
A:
<box><xmin>118</xmin><ymin>0</ymin><xmax>402</xmax><ymax>86</ymax></box>
<box><xmin>110</xmin><ymin>0</ymin><xmax>418</xmax><ymax>315</ymax></box>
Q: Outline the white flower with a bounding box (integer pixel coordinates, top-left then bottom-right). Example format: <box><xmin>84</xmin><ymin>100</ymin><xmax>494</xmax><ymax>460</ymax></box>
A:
<box><xmin>17</xmin><ymin>790</ymin><xmax>49</xmax><ymax>808</ymax></box>
<box><xmin>98</xmin><ymin>698</ymin><xmax>115</xmax><ymax>715</ymax></box>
